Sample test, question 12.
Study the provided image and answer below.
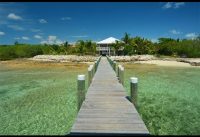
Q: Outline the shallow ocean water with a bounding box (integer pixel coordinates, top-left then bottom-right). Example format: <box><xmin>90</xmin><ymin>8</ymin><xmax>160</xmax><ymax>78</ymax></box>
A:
<box><xmin>0</xmin><ymin>61</ymin><xmax>88</xmax><ymax>135</ymax></box>
<box><xmin>123</xmin><ymin>63</ymin><xmax>200</xmax><ymax>135</ymax></box>
<box><xmin>0</xmin><ymin>60</ymin><xmax>200</xmax><ymax>135</ymax></box>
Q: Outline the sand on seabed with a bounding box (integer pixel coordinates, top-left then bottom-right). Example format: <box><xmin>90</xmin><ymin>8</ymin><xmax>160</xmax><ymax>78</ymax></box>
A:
<box><xmin>134</xmin><ymin>60</ymin><xmax>200</xmax><ymax>67</ymax></box>
<box><xmin>1</xmin><ymin>58</ymin><xmax>200</xmax><ymax>68</ymax></box>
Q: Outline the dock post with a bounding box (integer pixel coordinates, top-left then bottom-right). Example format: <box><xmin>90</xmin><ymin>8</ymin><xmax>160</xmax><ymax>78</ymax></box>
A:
<box><xmin>92</xmin><ymin>64</ymin><xmax>95</xmax><ymax>77</ymax></box>
<box><xmin>88</xmin><ymin>66</ymin><xmax>92</xmax><ymax>87</ymax></box>
<box><xmin>90</xmin><ymin>64</ymin><xmax>94</xmax><ymax>78</ymax></box>
<box><xmin>77</xmin><ymin>75</ymin><xmax>85</xmax><ymax>111</ymax></box>
<box><xmin>121</xmin><ymin>66</ymin><xmax>124</xmax><ymax>86</ymax></box>
<box><xmin>95</xmin><ymin>61</ymin><xmax>97</xmax><ymax>72</ymax></box>
<box><xmin>117</xmin><ymin>65</ymin><xmax>120</xmax><ymax>78</ymax></box>
<box><xmin>130</xmin><ymin>77</ymin><xmax>138</xmax><ymax>107</ymax></box>
<box><xmin>118</xmin><ymin>65</ymin><xmax>122</xmax><ymax>82</ymax></box>
<box><xmin>113</xmin><ymin>61</ymin><xmax>116</xmax><ymax>72</ymax></box>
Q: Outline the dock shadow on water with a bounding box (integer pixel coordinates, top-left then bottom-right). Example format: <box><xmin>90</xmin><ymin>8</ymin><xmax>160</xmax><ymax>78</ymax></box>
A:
<box><xmin>0</xmin><ymin>60</ymin><xmax>88</xmax><ymax>135</ymax></box>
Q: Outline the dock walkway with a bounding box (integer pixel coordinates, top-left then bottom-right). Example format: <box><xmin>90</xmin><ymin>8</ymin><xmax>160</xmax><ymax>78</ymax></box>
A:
<box><xmin>70</xmin><ymin>57</ymin><xmax>149</xmax><ymax>135</ymax></box>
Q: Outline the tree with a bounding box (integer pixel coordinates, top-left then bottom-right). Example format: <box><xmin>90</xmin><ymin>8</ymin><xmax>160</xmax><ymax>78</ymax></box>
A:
<box><xmin>14</xmin><ymin>41</ymin><xmax>19</xmax><ymax>45</ymax></box>
<box><xmin>196</xmin><ymin>34</ymin><xmax>200</xmax><ymax>41</ymax></box>
<box><xmin>76</xmin><ymin>40</ymin><xmax>86</xmax><ymax>55</ymax></box>
<box><xmin>123</xmin><ymin>44</ymin><xmax>134</xmax><ymax>55</ymax></box>
<box><xmin>85</xmin><ymin>40</ymin><xmax>92</xmax><ymax>51</ymax></box>
<box><xmin>64</xmin><ymin>41</ymin><xmax>69</xmax><ymax>48</ymax></box>
<box><xmin>158</xmin><ymin>38</ymin><xmax>176</xmax><ymax>44</ymax></box>
<box><xmin>128</xmin><ymin>36</ymin><xmax>154</xmax><ymax>55</ymax></box>
<box><xmin>122</xmin><ymin>32</ymin><xmax>131</xmax><ymax>44</ymax></box>
<box><xmin>112</xmin><ymin>40</ymin><xmax>124</xmax><ymax>56</ymax></box>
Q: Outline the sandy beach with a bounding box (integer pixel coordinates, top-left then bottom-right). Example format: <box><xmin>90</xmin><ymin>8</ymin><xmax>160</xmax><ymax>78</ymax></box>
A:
<box><xmin>110</xmin><ymin>55</ymin><xmax>200</xmax><ymax>67</ymax></box>
<box><xmin>2</xmin><ymin>55</ymin><xmax>199</xmax><ymax>68</ymax></box>
<box><xmin>134</xmin><ymin>60</ymin><xmax>199</xmax><ymax>67</ymax></box>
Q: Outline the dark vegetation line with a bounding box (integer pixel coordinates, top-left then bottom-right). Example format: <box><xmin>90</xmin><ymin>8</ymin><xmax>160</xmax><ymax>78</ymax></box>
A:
<box><xmin>0</xmin><ymin>33</ymin><xmax>200</xmax><ymax>60</ymax></box>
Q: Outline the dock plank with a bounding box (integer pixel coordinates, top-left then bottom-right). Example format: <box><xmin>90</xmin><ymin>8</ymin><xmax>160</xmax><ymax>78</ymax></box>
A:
<box><xmin>69</xmin><ymin>57</ymin><xmax>149</xmax><ymax>135</ymax></box>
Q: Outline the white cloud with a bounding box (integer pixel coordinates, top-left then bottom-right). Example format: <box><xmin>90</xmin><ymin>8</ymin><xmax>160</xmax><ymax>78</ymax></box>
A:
<box><xmin>174</xmin><ymin>2</ymin><xmax>185</xmax><ymax>8</ymax></box>
<box><xmin>170</xmin><ymin>29</ymin><xmax>181</xmax><ymax>35</ymax></box>
<box><xmin>0</xmin><ymin>31</ymin><xmax>5</xmax><ymax>36</ymax></box>
<box><xmin>151</xmin><ymin>39</ymin><xmax>158</xmax><ymax>43</ymax></box>
<box><xmin>41</xmin><ymin>35</ymin><xmax>63</xmax><ymax>45</ymax></box>
<box><xmin>39</xmin><ymin>19</ymin><xmax>47</xmax><ymax>23</ymax></box>
<box><xmin>40</xmin><ymin>40</ymin><xmax>48</xmax><ymax>44</ymax></box>
<box><xmin>34</xmin><ymin>35</ymin><xmax>42</xmax><ymax>39</ymax></box>
<box><xmin>55</xmin><ymin>39</ymin><xmax>63</xmax><ymax>45</ymax></box>
<box><xmin>71</xmin><ymin>35</ymin><xmax>88</xmax><ymax>38</ymax></box>
<box><xmin>68</xmin><ymin>41</ymin><xmax>76</xmax><ymax>45</ymax></box>
<box><xmin>30</xmin><ymin>28</ymin><xmax>41</xmax><ymax>32</ymax></box>
<box><xmin>22</xmin><ymin>36</ymin><xmax>30</xmax><ymax>40</ymax></box>
<box><xmin>7</xmin><ymin>25</ymin><xmax>25</xmax><ymax>31</ymax></box>
<box><xmin>61</xmin><ymin>17</ymin><xmax>71</xmax><ymax>20</ymax></box>
<box><xmin>48</xmin><ymin>36</ymin><xmax>57</xmax><ymax>42</ymax></box>
<box><xmin>185</xmin><ymin>33</ymin><xmax>198</xmax><ymax>39</ymax></box>
<box><xmin>7</xmin><ymin>13</ymin><xmax>22</xmax><ymax>20</ymax></box>
<box><xmin>162</xmin><ymin>2</ymin><xmax>185</xmax><ymax>9</ymax></box>
<box><xmin>162</xmin><ymin>2</ymin><xmax>173</xmax><ymax>9</ymax></box>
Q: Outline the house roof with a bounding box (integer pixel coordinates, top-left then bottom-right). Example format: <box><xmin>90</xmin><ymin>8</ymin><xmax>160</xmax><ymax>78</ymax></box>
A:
<box><xmin>97</xmin><ymin>37</ymin><xmax>121</xmax><ymax>44</ymax></box>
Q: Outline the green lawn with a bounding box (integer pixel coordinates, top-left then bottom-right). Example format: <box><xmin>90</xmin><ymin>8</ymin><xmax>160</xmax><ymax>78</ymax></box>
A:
<box><xmin>0</xmin><ymin>60</ymin><xmax>88</xmax><ymax>135</ymax></box>
<box><xmin>123</xmin><ymin>63</ymin><xmax>200</xmax><ymax>135</ymax></box>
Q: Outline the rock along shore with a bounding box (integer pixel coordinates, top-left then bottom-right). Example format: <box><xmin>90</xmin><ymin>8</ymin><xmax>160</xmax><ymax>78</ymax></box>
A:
<box><xmin>29</xmin><ymin>55</ymin><xmax>200</xmax><ymax>66</ymax></box>
<box><xmin>29</xmin><ymin>55</ymin><xmax>98</xmax><ymax>62</ymax></box>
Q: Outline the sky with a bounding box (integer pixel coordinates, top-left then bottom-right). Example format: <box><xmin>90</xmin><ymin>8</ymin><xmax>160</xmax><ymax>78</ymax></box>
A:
<box><xmin>0</xmin><ymin>2</ymin><xmax>199</xmax><ymax>45</ymax></box>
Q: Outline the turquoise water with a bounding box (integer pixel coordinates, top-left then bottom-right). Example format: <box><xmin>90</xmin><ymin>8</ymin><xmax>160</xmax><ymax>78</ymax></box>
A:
<box><xmin>1</xmin><ymin>61</ymin><xmax>200</xmax><ymax>135</ymax></box>
<box><xmin>123</xmin><ymin>64</ymin><xmax>200</xmax><ymax>135</ymax></box>
<box><xmin>0</xmin><ymin>62</ymin><xmax>88</xmax><ymax>135</ymax></box>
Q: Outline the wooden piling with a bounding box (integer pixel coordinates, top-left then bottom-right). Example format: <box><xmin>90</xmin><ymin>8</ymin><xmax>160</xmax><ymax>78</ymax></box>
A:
<box><xmin>88</xmin><ymin>66</ymin><xmax>92</xmax><ymax>87</ymax></box>
<box><xmin>113</xmin><ymin>61</ymin><xmax>116</xmax><ymax>72</ymax></box>
<box><xmin>117</xmin><ymin>65</ymin><xmax>120</xmax><ymax>78</ymax></box>
<box><xmin>120</xmin><ymin>66</ymin><xmax>124</xmax><ymax>86</ymax></box>
<box><xmin>130</xmin><ymin>77</ymin><xmax>138</xmax><ymax>107</ymax></box>
<box><xmin>77</xmin><ymin>75</ymin><xmax>85</xmax><ymax>111</ymax></box>
<box><xmin>118</xmin><ymin>65</ymin><xmax>124</xmax><ymax>85</ymax></box>
<box><xmin>94</xmin><ymin>61</ymin><xmax>97</xmax><ymax>72</ymax></box>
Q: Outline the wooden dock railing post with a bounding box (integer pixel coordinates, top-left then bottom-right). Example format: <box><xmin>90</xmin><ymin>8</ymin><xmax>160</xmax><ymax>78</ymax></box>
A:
<box><xmin>118</xmin><ymin>65</ymin><xmax>124</xmax><ymax>85</ymax></box>
<box><xmin>121</xmin><ymin>66</ymin><xmax>124</xmax><ymax>86</ymax></box>
<box><xmin>88</xmin><ymin>56</ymin><xmax>101</xmax><ymax>87</ymax></box>
<box><xmin>118</xmin><ymin>65</ymin><xmax>121</xmax><ymax>82</ymax></box>
<box><xmin>88</xmin><ymin>66</ymin><xmax>92</xmax><ymax>87</ymax></box>
<box><xmin>77</xmin><ymin>75</ymin><xmax>85</xmax><ymax>111</ymax></box>
<box><xmin>117</xmin><ymin>65</ymin><xmax>120</xmax><ymax>78</ymax></box>
<box><xmin>130</xmin><ymin>77</ymin><xmax>138</xmax><ymax>107</ymax></box>
<box><xmin>90</xmin><ymin>64</ymin><xmax>94</xmax><ymax>78</ymax></box>
<box><xmin>94</xmin><ymin>61</ymin><xmax>97</xmax><ymax>72</ymax></box>
<box><xmin>113</xmin><ymin>61</ymin><xmax>116</xmax><ymax>72</ymax></box>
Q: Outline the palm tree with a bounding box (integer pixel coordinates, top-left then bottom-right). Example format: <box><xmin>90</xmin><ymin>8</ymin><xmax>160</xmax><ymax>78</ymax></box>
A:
<box><xmin>64</xmin><ymin>41</ymin><xmax>69</xmax><ymax>47</ymax></box>
<box><xmin>122</xmin><ymin>32</ymin><xmax>131</xmax><ymax>44</ymax></box>
<box><xmin>112</xmin><ymin>40</ymin><xmax>124</xmax><ymax>56</ymax></box>
<box><xmin>76</xmin><ymin>40</ymin><xmax>85</xmax><ymax>55</ymax></box>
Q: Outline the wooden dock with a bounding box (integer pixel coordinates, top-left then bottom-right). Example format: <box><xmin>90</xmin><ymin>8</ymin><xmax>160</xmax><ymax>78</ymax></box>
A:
<box><xmin>69</xmin><ymin>57</ymin><xmax>149</xmax><ymax>135</ymax></box>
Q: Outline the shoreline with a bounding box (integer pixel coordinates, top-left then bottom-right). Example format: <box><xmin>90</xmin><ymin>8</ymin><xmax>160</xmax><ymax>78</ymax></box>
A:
<box><xmin>132</xmin><ymin>60</ymin><xmax>200</xmax><ymax>68</ymax></box>
<box><xmin>110</xmin><ymin>55</ymin><xmax>200</xmax><ymax>67</ymax></box>
<box><xmin>1</xmin><ymin>55</ymin><xmax>200</xmax><ymax>68</ymax></box>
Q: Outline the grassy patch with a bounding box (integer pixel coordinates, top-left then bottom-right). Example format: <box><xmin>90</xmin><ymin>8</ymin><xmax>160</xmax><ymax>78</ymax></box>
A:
<box><xmin>0</xmin><ymin>60</ymin><xmax>88</xmax><ymax>135</ymax></box>
<box><xmin>123</xmin><ymin>63</ymin><xmax>200</xmax><ymax>135</ymax></box>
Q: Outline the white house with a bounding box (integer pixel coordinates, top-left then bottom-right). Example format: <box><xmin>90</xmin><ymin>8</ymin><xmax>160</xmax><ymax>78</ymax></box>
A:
<box><xmin>96</xmin><ymin>37</ymin><xmax>122</xmax><ymax>56</ymax></box>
